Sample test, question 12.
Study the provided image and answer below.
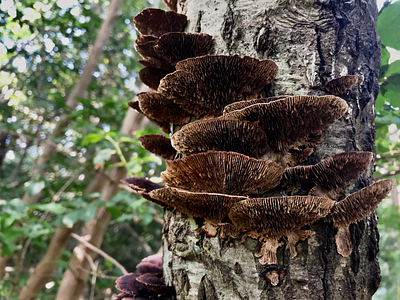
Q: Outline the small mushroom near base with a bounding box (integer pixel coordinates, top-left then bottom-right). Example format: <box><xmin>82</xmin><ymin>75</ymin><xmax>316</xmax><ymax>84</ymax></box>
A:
<box><xmin>261</xmin><ymin>264</ymin><xmax>287</xmax><ymax>286</ymax></box>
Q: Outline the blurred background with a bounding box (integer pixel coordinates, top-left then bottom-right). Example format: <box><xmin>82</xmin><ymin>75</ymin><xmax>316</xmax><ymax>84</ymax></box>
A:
<box><xmin>0</xmin><ymin>0</ymin><xmax>399</xmax><ymax>299</ymax></box>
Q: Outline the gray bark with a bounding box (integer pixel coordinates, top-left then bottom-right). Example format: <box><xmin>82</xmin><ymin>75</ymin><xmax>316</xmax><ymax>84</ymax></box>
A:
<box><xmin>163</xmin><ymin>0</ymin><xmax>381</xmax><ymax>299</ymax></box>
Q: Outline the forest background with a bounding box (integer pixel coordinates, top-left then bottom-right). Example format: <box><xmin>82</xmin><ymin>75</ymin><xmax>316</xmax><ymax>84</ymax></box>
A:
<box><xmin>0</xmin><ymin>0</ymin><xmax>399</xmax><ymax>299</ymax></box>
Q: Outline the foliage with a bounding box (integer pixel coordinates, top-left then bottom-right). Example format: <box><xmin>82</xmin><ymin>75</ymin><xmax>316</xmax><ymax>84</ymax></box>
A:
<box><xmin>0</xmin><ymin>0</ymin><xmax>165</xmax><ymax>298</ymax></box>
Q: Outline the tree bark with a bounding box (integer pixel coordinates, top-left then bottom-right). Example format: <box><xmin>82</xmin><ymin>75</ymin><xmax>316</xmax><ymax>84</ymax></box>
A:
<box><xmin>22</xmin><ymin>0</ymin><xmax>123</xmax><ymax>204</ymax></box>
<box><xmin>163</xmin><ymin>1</ymin><xmax>381</xmax><ymax>299</ymax></box>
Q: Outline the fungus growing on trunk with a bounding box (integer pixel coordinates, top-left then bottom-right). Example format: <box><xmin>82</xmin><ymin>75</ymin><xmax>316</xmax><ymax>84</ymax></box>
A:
<box><xmin>261</xmin><ymin>264</ymin><xmax>287</xmax><ymax>287</ymax></box>
<box><xmin>137</xmin><ymin>92</ymin><xmax>191</xmax><ymax>126</ymax></box>
<box><xmin>170</xmin><ymin>117</ymin><xmax>268</xmax><ymax>158</ymax></box>
<box><xmin>228</xmin><ymin>196</ymin><xmax>335</xmax><ymax>266</ymax></box>
<box><xmin>137</xmin><ymin>273</ymin><xmax>175</xmax><ymax>297</ymax></box>
<box><xmin>223</xmin><ymin>95</ymin><xmax>290</xmax><ymax>114</ymax></box>
<box><xmin>138</xmin><ymin>67</ymin><xmax>171</xmax><ymax>91</ymax></box>
<box><xmin>121</xmin><ymin>177</ymin><xmax>167</xmax><ymax>207</ymax></box>
<box><xmin>282</xmin><ymin>151</ymin><xmax>373</xmax><ymax>199</ymax></box>
<box><xmin>136</xmin><ymin>253</ymin><xmax>163</xmax><ymax>274</ymax></box>
<box><xmin>115</xmin><ymin>273</ymin><xmax>162</xmax><ymax>300</ymax></box>
<box><xmin>224</xmin><ymin>95</ymin><xmax>348</xmax><ymax>166</ymax></box>
<box><xmin>324</xmin><ymin>179</ymin><xmax>395</xmax><ymax>257</ymax></box>
<box><xmin>158</xmin><ymin>55</ymin><xmax>279</xmax><ymax>117</ymax></box>
<box><xmin>127</xmin><ymin>100</ymin><xmax>170</xmax><ymax>133</ymax></box>
<box><xmin>325</xmin><ymin>75</ymin><xmax>359</xmax><ymax>95</ymax></box>
<box><xmin>161</xmin><ymin>151</ymin><xmax>284</xmax><ymax>195</ymax></box>
<box><xmin>138</xmin><ymin>135</ymin><xmax>177</xmax><ymax>160</ymax></box>
<box><xmin>162</xmin><ymin>0</ymin><xmax>178</xmax><ymax>12</ymax></box>
<box><xmin>133</xmin><ymin>8</ymin><xmax>187</xmax><ymax>37</ymax></box>
<box><xmin>150</xmin><ymin>187</ymin><xmax>246</xmax><ymax>237</ymax></box>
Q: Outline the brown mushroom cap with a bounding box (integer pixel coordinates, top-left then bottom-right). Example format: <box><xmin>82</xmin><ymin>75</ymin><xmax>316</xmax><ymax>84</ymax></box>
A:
<box><xmin>229</xmin><ymin>196</ymin><xmax>334</xmax><ymax>264</ymax></box>
<box><xmin>170</xmin><ymin>117</ymin><xmax>268</xmax><ymax>158</ymax></box>
<box><xmin>261</xmin><ymin>264</ymin><xmax>287</xmax><ymax>286</ymax></box>
<box><xmin>224</xmin><ymin>95</ymin><xmax>348</xmax><ymax>152</ymax></box>
<box><xmin>134</xmin><ymin>35</ymin><xmax>166</xmax><ymax>69</ymax></box>
<box><xmin>133</xmin><ymin>8</ymin><xmax>187</xmax><ymax>37</ymax></box>
<box><xmin>137</xmin><ymin>273</ymin><xmax>175</xmax><ymax>297</ymax></box>
<box><xmin>121</xmin><ymin>177</ymin><xmax>167</xmax><ymax>207</ymax></box>
<box><xmin>154</xmin><ymin>32</ymin><xmax>213</xmax><ymax>66</ymax></box>
<box><xmin>138</xmin><ymin>135</ymin><xmax>177</xmax><ymax>160</ymax></box>
<box><xmin>127</xmin><ymin>100</ymin><xmax>170</xmax><ymax>133</ymax></box>
<box><xmin>136</xmin><ymin>253</ymin><xmax>163</xmax><ymax>274</ymax></box>
<box><xmin>223</xmin><ymin>95</ymin><xmax>290</xmax><ymax>114</ymax></box>
<box><xmin>325</xmin><ymin>178</ymin><xmax>395</xmax><ymax>257</ymax></box>
<box><xmin>282</xmin><ymin>151</ymin><xmax>373</xmax><ymax>198</ymax></box>
<box><xmin>158</xmin><ymin>55</ymin><xmax>279</xmax><ymax>117</ymax></box>
<box><xmin>116</xmin><ymin>273</ymin><xmax>160</xmax><ymax>299</ymax></box>
<box><xmin>325</xmin><ymin>75</ymin><xmax>359</xmax><ymax>95</ymax></box>
<box><xmin>161</xmin><ymin>151</ymin><xmax>284</xmax><ymax>195</ymax></box>
<box><xmin>150</xmin><ymin>187</ymin><xmax>246</xmax><ymax>236</ymax></box>
<box><xmin>137</xmin><ymin>92</ymin><xmax>191</xmax><ymax>126</ymax></box>
<box><xmin>138</xmin><ymin>67</ymin><xmax>171</xmax><ymax>91</ymax></box>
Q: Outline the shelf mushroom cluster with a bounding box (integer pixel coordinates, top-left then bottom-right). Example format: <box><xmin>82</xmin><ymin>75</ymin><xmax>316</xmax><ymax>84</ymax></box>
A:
<box><xmin>120</xmin><ymin>7</ymin><xmax>395</xmax><ymax>288</ymax></box>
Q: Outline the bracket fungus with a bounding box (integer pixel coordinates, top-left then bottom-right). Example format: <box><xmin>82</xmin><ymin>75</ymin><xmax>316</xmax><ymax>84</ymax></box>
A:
<box><xmin>136</xmin><ymin>253</ymin><xmax>163</xmax><ymax>274</ymax></box>
<box><xmin>121</xmin><ymin>177</ymin><xmax>167</xmax><ymax>207</ymax></box>
<box><xmin>135</xmin><ymin>33</ymin><xmax>213</xmax><ymax>90</ymax></box>
<box><xmin>127</xmin><ymin>100</ymin><xmax>170</xmax><ymax>133</ymax></box>
<box><xmin>325</xmin><ymin>178</ymin><xmax>395</xmax><ymax>257</ymax></box>
<box><xmin>170</xmin><ymin>117</ymin><xmax>268</xmax><ymax>158</ymax></box>
<box><xmin>282</xmin><ymin>151</ymin><xmax>373</xmax><ymax>199</ymax></box>
<box><xmin>115</xmin><ymin>273</ymin><xmax>163</xmax><ymax>300</ymax></box>
<box><xmin>137</xmin><ymin>92</ymin><xmax>191</xmax><ymax>126</ymax></box>
<box><xmin>223</xmin><ymin>95</ymin><xmax>290</xmax><ymax>114</ymax></box>
<box><xmin>229</xmin><ymin>196</ymin><xmax>335</xmax><ymax>266</ymax></box>
<box><xmin>138</xmin><ymin>135</ymin><xmax>177</xmax><ymax>160</ymax></box>
<box><xmin>133</xmin><ymin>8</ymin><xmax>187</xmax><ymax>37</ymax></box>
<box><xmin>150</xmin><ymin>187</ymin><xmax>246</xmax><ymax>237</ymax></box>
<box><xmin>162</xmin><ymin>0</ymin><xmax>178</xmax><ymax>12</ymax></box>
<box><xmin>161</xmin><ymin>151</ymin><xmax>284</xmax><ymax>195</ymax></box>
<box><xmin>158</xmin><ymin>55</ymin><xmax>279</xmax><ymax>117</ymax></box>
<box><xmin>224</xmin><ymin>95</ymin><xmax>348</xmax><ymax>166</ymax></box>
<box><xmin>325</xmin><ymin>75</ymin><xmax>359</xmax><ymax>95</ymax></box>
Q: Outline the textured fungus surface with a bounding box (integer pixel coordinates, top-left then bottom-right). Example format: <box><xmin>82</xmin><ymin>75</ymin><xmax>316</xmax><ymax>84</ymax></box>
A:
<box><xmin>121</xmin><ymin>177</ymin><xmax>167</xmax><ymax>207</ymax></box>
<box><xmin>325</xmin><ymin>179</ymin><xmax>395</xmax><ymax>257</ymax></box>
<box><xmin>127</xmin><ymin>100</ymin><xmax>170</xmax><ymax>133</ymax></box>
<box><xmin>133</xmin><ymin>8</ymin><xmax>187</xmax><ymax>37</ymax></box>
<box><xmin>325</xmin><ymin>75</ymin><xmax>359</xmax><ymax>95</ymax></box>
<box><xmin>158</xmin><ymin>55</ymin><xmax>279</xmax><ymax>117</ymax></box>
<box><xmin>137</xmin><ymin>92</ymin><xmax>191</xmax><ymax>126</ymax></box>
<box><xmin>138</xmin><ymin>67</ymin><xmax>171</xmax><ymax>91</ymax></box>
<box><xmin>150</xmin><ymin>187</ymin><xmax>246</xmax><ymax>236</ymax></box>
<box><xmin>222</xmin><ymin>95</ymin><xmax>290</xmax><ymax>114</ymax></box>
<box><xmin>138</xmin><ymin>135</ymin><xmax>177</xmax><ymax>160</ymax></box>
<box><xmin>170</xmin><ymin>117</ymin><xmax>268</xmax><ymax>157</ymax></box>
<box><xmin>229</xmin><ymin>196</ymin><xmax>335</xmax><ymax>264</ymax></box>
<box><xmin>161</xmin><ymin>151</ymin><xmax>284</xmax><ymax>195</ymax></box>
<box><xmin>154</xmin><ymin>32</ymin><xmax>213</xmax><ymax>66</ymax></box>
<box><xmin>225</xmin><ymin>95</ymin><xmax>348</xmax><ymax>152</ymax></box>
<box><xmin>282</xmin><ymin>151</ymin><xmax>373</xmax><ymax>198</ymax></box>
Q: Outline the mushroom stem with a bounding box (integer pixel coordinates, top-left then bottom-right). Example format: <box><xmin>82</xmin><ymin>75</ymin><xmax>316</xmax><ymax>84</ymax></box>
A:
<box><xmin>286</xmin><ymin>230</ymin><xmax>315</xmax><ymax>258</ymax></box>
<box><xmin>335</xmin><ymin>225</ymin><xmax>353</xmax><ymax>257</ymax></box>
<box><xmin>254</xmin><ymin>238</ymin><xmax>284</xmax><ymax>265</ymax></box>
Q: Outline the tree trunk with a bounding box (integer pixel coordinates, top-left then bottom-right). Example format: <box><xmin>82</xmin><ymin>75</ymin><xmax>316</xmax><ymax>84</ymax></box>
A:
<box><xmin>55</xmin><ymin>106</ymin><xmax>147</xmax><ymax>300</ymax></box>
<box><xmin>163</xmin><ymin>1</ymin><xmax>381</xmax><ymax>299</ymax></box>
<box><xmin>18</xmin><ymin>226</ymin><xmax>75</xmax><ymax>300</ymax></box>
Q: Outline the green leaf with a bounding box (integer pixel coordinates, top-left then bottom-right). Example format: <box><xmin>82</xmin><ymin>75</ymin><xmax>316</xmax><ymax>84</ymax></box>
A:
<box><xmin>93</xmin><ymin>149</ymin><xmax>116</xmax><ymax>164</ymax></box>
<box><xmin>81</xmin><ymin>133</ymin><xmax>104</xmax><ymax>146</ymax></box>
<box><xmin>381</xmin><ymin>45</ymin><xmax>391</xmax><ymax>66</ymax></box>
<box><xmin>377</xmin><ymin>1</ymin><xmax>400</xmax><ymax>50</ymax></box>
<box><xmin>385</xmin><ymin>60</ymin><xmax>400</xmax><ymax>78</ymax></box>
<box><xmin>376</xmin><ymin>93</ymin><xmax>386</xmax><ymax>111</ymax></box>
<box><xmin>34</xmin><ymin>203</ymin><xmax>64</xmax><ymax>214</ymax></box>
<box><xmin>25</xmin><ymin>181</ymin><xmax>46</xmax><ymax>197</ymax></box>
<box><xmin>384</xmin><ymin>88</ymin><xmax>400</xmax><ymax>108</ymax></box>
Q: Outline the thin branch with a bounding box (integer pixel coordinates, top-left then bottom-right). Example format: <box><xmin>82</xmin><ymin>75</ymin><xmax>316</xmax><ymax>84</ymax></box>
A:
<box><xmin>375</xmin><ymin>170</ymin><xmax>400</xmax><ymax>180</ymax></box>
<box><xmin>70</xmin><ymin>233</ymin><xmax>128</xmax><ymax>275</ymax></box>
